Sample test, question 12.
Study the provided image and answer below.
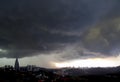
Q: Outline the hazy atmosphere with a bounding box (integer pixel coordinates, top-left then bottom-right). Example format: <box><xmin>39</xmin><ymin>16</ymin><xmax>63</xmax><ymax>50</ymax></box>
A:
<box><xmin>0</xmin><ymin>0</ymin><xmax>120</xmax><ymax>68</ymax></box>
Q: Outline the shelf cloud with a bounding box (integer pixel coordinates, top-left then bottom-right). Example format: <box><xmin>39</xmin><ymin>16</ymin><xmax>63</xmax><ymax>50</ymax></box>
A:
<box><xmin>0</xmin><ymin>0</ymin><xmax>120</xmax><ymax>60</ymax></box>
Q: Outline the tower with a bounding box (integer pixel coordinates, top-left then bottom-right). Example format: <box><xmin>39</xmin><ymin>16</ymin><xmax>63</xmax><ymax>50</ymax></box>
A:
<box><xmin>14</xmin><ymin>58</ymin><xmax>19</xmax><ymax>71</ymax></box>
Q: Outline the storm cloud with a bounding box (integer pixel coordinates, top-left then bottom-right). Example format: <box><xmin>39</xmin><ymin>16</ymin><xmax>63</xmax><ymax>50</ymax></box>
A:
<box><xmin>0</xmin><ymin>0</ymin><xmax>120</xmax><ymax>59</ymax></box>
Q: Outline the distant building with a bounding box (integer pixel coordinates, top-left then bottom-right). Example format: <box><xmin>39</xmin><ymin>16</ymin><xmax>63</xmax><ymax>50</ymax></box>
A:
<box><xmin>27</xmin><ymin>65</ymin><xmax>36</xmax><ymax>71</ymax></box>
<box><xmin>14</xmin><ymin>58</ymin><xmax>19</xmax><ymax>71</ymax></box>
<box><xmin>20</xmin><ymin>66</ymin><xmax>27</xmax><ymax>72</ymax></box>
<box><xmin>4</xmin><ymin>65</ymin><xmax>13</xmax><ymax>71</ymax></box>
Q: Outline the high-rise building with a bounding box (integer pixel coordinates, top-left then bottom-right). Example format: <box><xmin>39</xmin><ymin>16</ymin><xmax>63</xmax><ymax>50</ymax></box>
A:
<box><xmin>14</xmin><ymin>58</ymin><xmax>19</xmax><ymax>71</ymax></box>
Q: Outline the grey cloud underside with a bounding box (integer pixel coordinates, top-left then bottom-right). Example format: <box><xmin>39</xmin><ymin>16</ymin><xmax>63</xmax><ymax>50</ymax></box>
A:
<box><xmin>0</xmin><ymin>0</ymin><xmax>120</xmax><ymax>58</ymax></box>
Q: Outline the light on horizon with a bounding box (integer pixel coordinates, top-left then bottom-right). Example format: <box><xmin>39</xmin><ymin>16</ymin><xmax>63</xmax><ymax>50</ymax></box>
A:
<box><xmin>54</xmin><ymin>57</ymin><xmax>120</xmax><ymax>68</ymax></box>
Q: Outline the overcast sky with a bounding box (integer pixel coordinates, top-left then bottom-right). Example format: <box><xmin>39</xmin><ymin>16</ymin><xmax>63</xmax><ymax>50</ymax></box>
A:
<box><xmin>0</xmin><ymin>0</ymin><xmax>120</xmax><ymax>68</ymax></box>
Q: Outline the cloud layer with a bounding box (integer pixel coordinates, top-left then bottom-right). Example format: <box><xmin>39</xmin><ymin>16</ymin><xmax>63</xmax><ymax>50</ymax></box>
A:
<box><xmin>0</xmin><ymin>0</ymin><xmax>120</xmax><ymax>59</ymax></box>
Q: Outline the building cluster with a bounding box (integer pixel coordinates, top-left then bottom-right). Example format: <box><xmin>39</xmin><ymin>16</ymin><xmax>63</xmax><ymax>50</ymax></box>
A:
<box><xmin>0</xmin><ymin>58</ymin><xmax>74</xmax><ymax>82</ymax></box>
<box><xmin>1</xmin><ymin>58</ymin><xmax>119</xmax><ymax>82</ymax></box>
<box><xmin>1</xmin><ymin>58</ymin><xmax>42</xmax><ymax>72</ymax></box>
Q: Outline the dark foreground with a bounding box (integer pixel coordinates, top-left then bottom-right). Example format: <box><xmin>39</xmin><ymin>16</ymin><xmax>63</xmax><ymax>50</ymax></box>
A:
<box><xmin>0</xmin><ymin>68</ymin><xmax>120</xmax><ymax>82</ymax></box>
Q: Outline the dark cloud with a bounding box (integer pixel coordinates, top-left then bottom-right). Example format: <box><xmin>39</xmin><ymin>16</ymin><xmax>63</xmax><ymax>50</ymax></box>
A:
<box><xmin>82</xmin><ymin>17</ymin><xmax>120</xmax><ymax>56</ymax></box>
<box><xmin>0</xmin><ymin>0</ymin><xmax>120</xmax><ymax>58</ymax></box>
